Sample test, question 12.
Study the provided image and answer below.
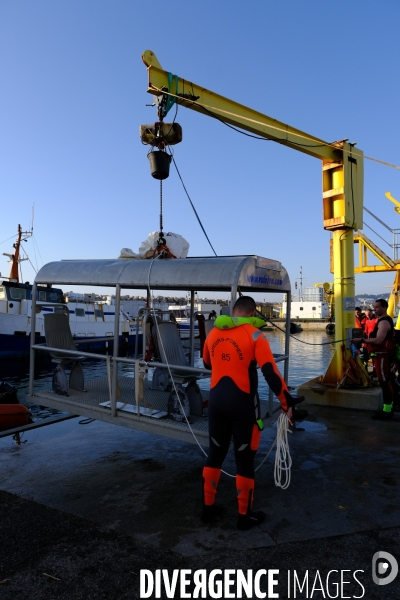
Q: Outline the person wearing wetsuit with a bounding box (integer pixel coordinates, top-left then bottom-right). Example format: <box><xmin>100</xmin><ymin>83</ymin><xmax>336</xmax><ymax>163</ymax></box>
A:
<box><xmin>201</xmin><ymin>296</ymin><xmax>295</xmax><ymax>530</ymax></box>
<box><xmin>362</xmin><ymin>299</ymin><xmax>395</xmax><ymax>420</ymax></box>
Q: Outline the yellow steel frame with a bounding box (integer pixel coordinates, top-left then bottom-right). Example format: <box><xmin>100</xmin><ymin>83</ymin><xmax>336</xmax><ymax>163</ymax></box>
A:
<box><xmin>142</xmin><ymin>50</ymin><xmax>365</xmax><ymax>383</ymax></box>
<box><xmin>354</xmin><ymin>231</ymin><xmax>397</xmax><ymax>273</ymax></box>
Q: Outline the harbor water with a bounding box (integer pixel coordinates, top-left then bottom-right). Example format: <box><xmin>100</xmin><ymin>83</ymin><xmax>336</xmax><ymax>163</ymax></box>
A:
<box><xmin>0</xmin><ymin>329</ymin><xmax>335</xmax><ymax>425</ymax></box>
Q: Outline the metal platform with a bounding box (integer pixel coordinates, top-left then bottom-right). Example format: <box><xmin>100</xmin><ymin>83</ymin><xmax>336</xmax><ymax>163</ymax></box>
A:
<box><xmin>27</xmin><ymin>373</ymin><xmax>277</xmax><ymax>444</ymax></box>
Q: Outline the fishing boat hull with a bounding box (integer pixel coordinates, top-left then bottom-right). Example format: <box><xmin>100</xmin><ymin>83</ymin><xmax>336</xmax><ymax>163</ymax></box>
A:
<box><xmin>0</xmin><ymin>404</ymin><xmax>30</xmax><ymax>431</ymax></box>
<box><xmin>0</xmin><ymin>287</ymin><xmax>143</xmax><ymax>358</ymax></box>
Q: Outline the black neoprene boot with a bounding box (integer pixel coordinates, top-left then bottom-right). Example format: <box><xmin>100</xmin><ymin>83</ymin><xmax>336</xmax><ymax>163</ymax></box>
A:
<box><xmin>237</xmin><ymin>510</ymin><xmax>265</xmax><ymax>530</ymax></box>
<box><xmin>371</xmin><ymin>411</ymin><xmax>393</xmax><ymax>420</ymax></box>
<box><xmin>201</xmin><ymin>504</ymin><xmax>224</xmax><ymax>524</ymax></box>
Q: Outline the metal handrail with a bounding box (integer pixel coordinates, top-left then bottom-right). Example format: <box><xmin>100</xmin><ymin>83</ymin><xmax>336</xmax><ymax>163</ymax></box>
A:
<box><xmin>31</xmin><ymin>344</ymin><xmax>110</xmax><ymax>361</ymax></box>
<box><xmin>364</xmin><ymin>206</ymin><xmax>400</xmax><ymax>260</ymax></box>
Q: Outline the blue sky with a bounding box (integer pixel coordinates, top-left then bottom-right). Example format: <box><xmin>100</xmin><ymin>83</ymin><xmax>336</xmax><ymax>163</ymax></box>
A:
<box><xmin>1</xmin><ymin>1</ymin><xmax>399</xmax><ymax>299</ymax></box>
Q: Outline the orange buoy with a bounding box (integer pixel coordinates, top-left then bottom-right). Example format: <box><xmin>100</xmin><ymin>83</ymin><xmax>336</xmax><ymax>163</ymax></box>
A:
<box><xmin>0</xmin><ymin>404</ymin><xmax>30</xmax><ymax>431</ymax></box>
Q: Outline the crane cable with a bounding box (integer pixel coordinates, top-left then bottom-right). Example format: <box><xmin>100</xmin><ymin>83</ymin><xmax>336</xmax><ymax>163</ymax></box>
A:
<box><xmin>159</xmin><ymin>180</ymin><xmax>163</xmax><ymax>235</ymax></box>
<box><xmin>170</xmin><ymin>153</ymin><xmax>217</xmax><ymax>256</ymax></box>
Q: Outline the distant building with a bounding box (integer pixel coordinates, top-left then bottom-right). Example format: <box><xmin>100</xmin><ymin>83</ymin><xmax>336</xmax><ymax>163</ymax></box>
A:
<box><xmin>282</xmin><ymin>286</ymin><xmax>330</xmax><ymax>319</ymax></box>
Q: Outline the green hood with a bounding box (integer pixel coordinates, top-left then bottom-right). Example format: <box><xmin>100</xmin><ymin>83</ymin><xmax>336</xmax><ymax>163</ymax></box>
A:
<box><xmin>214</xmin><ymin>315</ymin><xmax>267</xmax><ymax>330</ymax></box>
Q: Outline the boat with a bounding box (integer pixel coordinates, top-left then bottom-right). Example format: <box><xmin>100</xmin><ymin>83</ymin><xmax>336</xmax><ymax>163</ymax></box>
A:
<box><xmin>0</xmin><ymin>225</ymin><xmax>144</xmax><ymax>357</ymax></box>
<box><xmin>0</xmin><ymin>404</ymin><xmax>31</xmax><ymax>431</ymax></box>
<box><xmin>286</xmin><ymin>322</ymin><xmax>303</xmax><ymax>334</ymax></box>
<box><xmin>168</xmin><ymin>302</ymin><xmax>221</xmax><ymax>338</ymax></box>
<box><xmin>0</xmin><ymin>382</ymin><xmax>31</xmax><ymax>431</ymax></box>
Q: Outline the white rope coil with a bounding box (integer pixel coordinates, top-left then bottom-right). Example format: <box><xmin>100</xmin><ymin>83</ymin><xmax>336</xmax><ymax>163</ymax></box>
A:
<box><xmin>274</xmin><ymin>412</ymin><xmax>292</xmax><ymax>489</ymax></box>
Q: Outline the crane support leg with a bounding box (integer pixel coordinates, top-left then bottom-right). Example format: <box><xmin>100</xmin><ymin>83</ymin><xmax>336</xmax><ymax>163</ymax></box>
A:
<box><xmin>323</xmin><ymin>228</ymin><xmax>355</xmax><ymax>384</ymax></box>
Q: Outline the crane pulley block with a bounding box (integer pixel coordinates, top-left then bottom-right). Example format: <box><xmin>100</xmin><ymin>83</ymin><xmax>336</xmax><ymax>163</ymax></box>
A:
<box><xmin>140</xmin><ymin>122</ymin><xmax>182</xmax><ymax>147</ymax></box>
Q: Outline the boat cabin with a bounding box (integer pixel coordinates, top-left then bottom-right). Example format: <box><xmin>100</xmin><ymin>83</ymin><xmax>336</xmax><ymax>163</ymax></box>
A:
<box><xmin>27</xmin><ymin>255</ymin><xmax>292</xmax><ymax>444</ymax></box>
<box><xmin>0</xmin><ymin>280</ymin><xmax>64</xmax><ymax>303</ymax></box>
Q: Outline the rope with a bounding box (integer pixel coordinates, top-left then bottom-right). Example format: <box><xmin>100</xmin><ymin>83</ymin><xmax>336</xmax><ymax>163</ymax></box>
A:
<box><xmin>266</xmin><ymin>318</ymin><xmax>351</xmax><ymax>346</ymax></box>
<box><xmin>147</xmin><ymin>256</ymin><xmax>209</xmax><ymax>461</ymax></box>
<box><xmin>273</xmin><ymin>413</ymin><xmax>292</xmax><ymax>489</ymax></box>
<box><xmin>171</xmin><ymin>155</ymin><xmax>217</xmax><ymax>256</ymax></box>
<box><xmin>254</xmin><ymin>308</ymin><xmax>351</xmax><ymax>347</ymax></box>
<box><xmin>163</xmin><ymin>73</ymin><xmax>178</xmax><ymax>118</ymax></box>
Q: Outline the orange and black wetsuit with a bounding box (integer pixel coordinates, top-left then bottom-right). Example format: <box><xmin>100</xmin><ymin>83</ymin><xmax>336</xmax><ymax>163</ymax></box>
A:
<box><xmin>202</xmin><ymin>322</ymin><xmax>293</xmax><ymax>516</ymax></box>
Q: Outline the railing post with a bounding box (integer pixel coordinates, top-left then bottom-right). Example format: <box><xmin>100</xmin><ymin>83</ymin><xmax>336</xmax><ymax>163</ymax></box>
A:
<box><xmin>284</xmin><ymin>290</ymin><xmax>291</xmax><ymax>382</ymax></box>
<box><xmin>29</xmin><ymin>282</ymin><xmax>37</xmax><ymax>396</ymax></box>
<box><xmin>189</xmin><ymin>290</ymin><xmax>195</xmax><ymax>366</ymax></box>
<box><xmin>111</xmin><ymin>284</ymin><xmax>121</xmax><ymax>416</ymax></box>
<box><xmin>134</xmin><ymin>359</ymin><xmax>140</xmax><ymax>417</ymax></box>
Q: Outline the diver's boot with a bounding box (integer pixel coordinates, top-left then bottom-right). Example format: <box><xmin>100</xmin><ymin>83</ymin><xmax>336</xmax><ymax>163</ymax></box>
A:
<box><xmin>371</xmin><ymin>411</ymin><xmax>393</xmax><ymax>420</ymax></box>
<box><xmin>372</xmin><ymin>402</ymin><xmax>394</xmax><ymax>420</ymax></box>
<box><xmin>201</xmin><ymin>504</ymin><xmax>225</xmax><ymax>523</ymax></box>
<box><xmin>236</xmin><ymin>475</ymin><xmax>265</xmax><ymax>530</ymax></box>
<box><xmin>201</xmin><ymin>466</ymin><xmax>222</xmax><ymax>523</ymax></box>
<box><xmin>237</xmin><ymin>510</ymin><xmax>266</xmax><ymax>530</ymax></box>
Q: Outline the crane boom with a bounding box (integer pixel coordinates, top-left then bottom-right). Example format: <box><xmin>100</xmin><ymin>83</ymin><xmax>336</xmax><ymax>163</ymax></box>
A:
<box><xmin>144</xmin><ymin>50</ymin><xmax>338</xmax><ymax>162</ymax></box>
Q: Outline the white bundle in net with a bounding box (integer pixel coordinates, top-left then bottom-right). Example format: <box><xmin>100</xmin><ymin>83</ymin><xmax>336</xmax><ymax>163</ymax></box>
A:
<box><xmin>119</xmin><ymin>232</ymin><xmax>189</xmax><ymax>260</ymax></box>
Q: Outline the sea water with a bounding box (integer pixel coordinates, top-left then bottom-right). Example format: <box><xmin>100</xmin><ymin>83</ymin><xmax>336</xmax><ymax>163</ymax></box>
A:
<box><xmin>0</xmin><ymin>330</ymin><xmax>335</xmax><ymax>403</ymax></box>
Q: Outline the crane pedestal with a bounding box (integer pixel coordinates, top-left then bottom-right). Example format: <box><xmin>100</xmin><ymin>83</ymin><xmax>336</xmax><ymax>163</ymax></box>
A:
<box><xmin>297</xmin><ymin>377</ymin><xmax>382</xmax><ymax>411</ymax></box>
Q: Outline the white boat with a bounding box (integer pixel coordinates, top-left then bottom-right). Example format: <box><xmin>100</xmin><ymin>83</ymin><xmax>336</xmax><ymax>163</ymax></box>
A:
<box><xmin>168</xmin><ymin>302</ymin><xmax>221</xmax><ymax>338</ymax></box>
<box><xmin>0</xmin><ymin>225</ymin><xmax>144</xmax><ymax>357</ymax></box>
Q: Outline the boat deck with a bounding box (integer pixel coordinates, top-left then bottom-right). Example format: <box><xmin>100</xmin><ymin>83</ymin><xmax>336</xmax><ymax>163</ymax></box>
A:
<box><xmin>28</xmin><ymin>375</ymin><xmax>278</xmax><ymax>444</ymax></box>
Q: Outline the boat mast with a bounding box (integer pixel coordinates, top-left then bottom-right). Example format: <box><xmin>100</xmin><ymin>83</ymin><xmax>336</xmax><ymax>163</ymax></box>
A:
<box><xmin>3</xmin><ymin>224</ymin><xmax>32</xmax><ymax>283</ymax></box>
<box><xmin>10</xmin><ymin>225</ymin><xmax>23</xmax><ymax>281</ymax></box>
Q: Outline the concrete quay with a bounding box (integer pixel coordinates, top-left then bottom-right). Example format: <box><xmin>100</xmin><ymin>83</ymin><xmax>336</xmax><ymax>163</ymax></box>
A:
<box><xmin>0</xmin><ymin>405</ymin><xmax>399</xmax><ymax>599</ymax></box>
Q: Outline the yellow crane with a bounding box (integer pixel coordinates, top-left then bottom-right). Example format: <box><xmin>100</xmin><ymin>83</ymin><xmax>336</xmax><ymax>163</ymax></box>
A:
<box><xmin>141</xmin><ymin>50</ymin><xmax>364</xmax><ymax>384</ymax></box>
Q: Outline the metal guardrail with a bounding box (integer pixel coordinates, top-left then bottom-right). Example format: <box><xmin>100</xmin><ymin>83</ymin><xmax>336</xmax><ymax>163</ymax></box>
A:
<box><xmin>364</xmin><ymin>206</ymin><xmax>400</xmax><ymax>261</ymax></box>
<box><xmin>32</xmin><ymin>344</ymin><xmax>111</xmax><ymax>361</ymax></box>
<box><xmin>0</xmin><ymin>414</ymin><xmax>77</xmax><ymax>439</ymax></box>
<box><xmin>30</xmin><ymin>343</ymin><xmax>287</xmax><ymax>426</ymax></box>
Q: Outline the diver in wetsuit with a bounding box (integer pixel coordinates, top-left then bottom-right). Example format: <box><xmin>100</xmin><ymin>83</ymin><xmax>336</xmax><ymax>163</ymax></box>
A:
<box><xmin>201</xmin><ymin>296</ymin><xmax>296</xmax><ymax>530</ymax></box>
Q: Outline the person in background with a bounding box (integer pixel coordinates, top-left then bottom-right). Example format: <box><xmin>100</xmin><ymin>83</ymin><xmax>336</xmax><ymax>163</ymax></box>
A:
<box><xmin>201</xmin><ymin>295</ymin><xmax>297</xmax><ymax>530</ymax></box>
<box><xmin>361</xmin><ymin>308</ymin><xmax>378</xmax><ymax>367</ymax></box>
<box><xmin>355</xmin><ymin>307</ymin><xmax>365</xmax><ymax>330</ymax></box>
<box><xmin>353</xmin><ymin>299</ymin><xmax>395</xmax><ymax>420</ymax></box>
